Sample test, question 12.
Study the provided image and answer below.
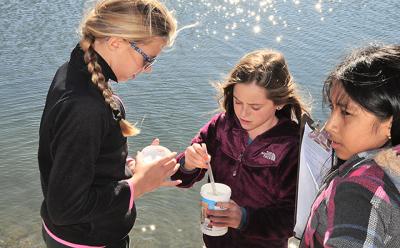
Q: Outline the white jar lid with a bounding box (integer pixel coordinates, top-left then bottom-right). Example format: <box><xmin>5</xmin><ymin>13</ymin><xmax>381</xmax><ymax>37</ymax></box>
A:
<box><xmin>141</xmin><ymin>145</ymin><xmax>172</xmax><ymax>163</ymax></box>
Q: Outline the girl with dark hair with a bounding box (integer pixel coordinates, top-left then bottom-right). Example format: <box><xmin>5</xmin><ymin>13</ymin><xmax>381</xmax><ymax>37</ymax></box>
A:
<box><xmin>172</xmin><ymin>49</ymin><xmax>309</xmax><ymax>247</ymax></box>
<box><xmin>38</xmin><ymin>0</ymin><xmax>181</xmax><ymax>247</ymax></box>
<box><xmin>301</xmin><ymin>45</ymin><xmax>400</xmax><ymax>247</ymax></box>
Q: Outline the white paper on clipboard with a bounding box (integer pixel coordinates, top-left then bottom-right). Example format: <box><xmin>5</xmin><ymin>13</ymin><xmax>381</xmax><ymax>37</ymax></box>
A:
<box><xmin>293</xmin><ymin>120</ymin><xmax>332</xmax><ymax>239</ymax></box>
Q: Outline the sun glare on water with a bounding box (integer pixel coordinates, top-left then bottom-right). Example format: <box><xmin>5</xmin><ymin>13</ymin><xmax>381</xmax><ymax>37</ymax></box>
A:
<box><xmin>174</xmin><ymin>0</ymin><xmax>340</xmax><ymax>45</ymax></box>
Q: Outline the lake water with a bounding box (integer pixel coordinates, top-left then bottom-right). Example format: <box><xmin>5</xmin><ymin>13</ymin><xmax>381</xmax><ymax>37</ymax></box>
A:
<box><xmin>0</xmin><ymin>0</ymin><xmax>399</xmax><ymax>247</ymax></box>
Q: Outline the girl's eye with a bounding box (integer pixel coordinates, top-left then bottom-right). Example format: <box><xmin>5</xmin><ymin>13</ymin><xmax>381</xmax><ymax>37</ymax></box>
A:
<box><xmin>251</xmin><ymin>107</ymin><xmax>261</xmax><ymax>111</ymax></box>
<box><xmin>234</xmin><ymin>100</ymin><xmax>242</xmax><ymax>105</ymax></box>
<box><xmin>340</xmin><ymin>108</ymin><xmax>351</xmax><ymax>116</ymax></box>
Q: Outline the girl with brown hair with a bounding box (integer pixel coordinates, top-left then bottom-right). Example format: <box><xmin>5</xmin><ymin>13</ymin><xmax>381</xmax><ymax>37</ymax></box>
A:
<box><xmin>172</xmin><ymin>49</ymin><xmax>309</xmax><ymax>247</ymax></box>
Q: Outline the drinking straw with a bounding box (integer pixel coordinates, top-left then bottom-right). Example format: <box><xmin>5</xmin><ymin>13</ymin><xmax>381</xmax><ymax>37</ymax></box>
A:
<box><xmin>202</xmin><ymin>143</ymin><xmax>217</xmax><ymax>195</ymax></box>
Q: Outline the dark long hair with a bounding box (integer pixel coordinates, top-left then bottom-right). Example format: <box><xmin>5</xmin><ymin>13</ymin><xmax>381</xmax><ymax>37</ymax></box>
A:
<box><xmin>323</xmin><ymin>44</ymin><xmax>400</xmax><ymax>146</ymax></box>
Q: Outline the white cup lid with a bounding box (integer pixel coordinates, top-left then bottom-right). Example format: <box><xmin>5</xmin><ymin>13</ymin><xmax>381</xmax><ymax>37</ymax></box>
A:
<box><xmin>200</xmin><ymin>183</ymin><xmax>231</xmax><ymax>201</ymax></box>
<box><xmin>141</xmin><ymin>145</ymin><xmax>172</xmax><ymax>163</ymax></box>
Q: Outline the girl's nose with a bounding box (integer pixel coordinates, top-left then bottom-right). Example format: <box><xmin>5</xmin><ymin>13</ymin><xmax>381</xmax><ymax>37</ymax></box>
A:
<box><xmin>325</xmin><ymin>111</ymin><xmax>338</xmax><ymax>136</ymax></box>
<box><xmin>240</xmin><ymin>106</ymin><xmax>250</xmax><ymax>117</ymax></box>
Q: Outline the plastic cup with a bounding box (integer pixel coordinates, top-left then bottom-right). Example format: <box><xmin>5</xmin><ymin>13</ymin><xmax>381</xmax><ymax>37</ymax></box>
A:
<box><xmin>141</xmin><ymin>145</ymin><xmax>172</xmax><ymax>163</ymax></box>
<box><xmin>200</xmin><ymin>183</ymin><xmax>232</xmax><ymax>236</ymax></box>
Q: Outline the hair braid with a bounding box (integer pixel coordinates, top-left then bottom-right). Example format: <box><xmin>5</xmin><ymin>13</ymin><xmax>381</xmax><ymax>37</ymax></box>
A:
<box><xmin>80</xmin><ymin>34</ymin><xmax>140</xmax><ymax>137</ymax></box>
<box><xmin>77</xmin><ymin>0</ymin><xmax>177</xmax><ymax>137</ymax></box>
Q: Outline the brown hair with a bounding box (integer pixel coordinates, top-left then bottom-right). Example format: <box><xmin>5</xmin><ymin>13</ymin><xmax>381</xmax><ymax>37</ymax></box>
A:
<box><xmin>216</xmin><ymin>49</ymin><xmax>309</xmax><ymax>123</ymax></box>
<box><xmin>79</xmin><ymin>0</ymin><xmax>177</xmax><ymax>136</ymax></box>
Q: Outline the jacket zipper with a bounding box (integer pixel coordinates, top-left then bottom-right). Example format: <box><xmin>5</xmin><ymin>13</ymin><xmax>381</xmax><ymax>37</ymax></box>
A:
<box><xmin>233</xmin><ymin>153</ymin><xmax>243</xmax><ymax>177</ymax></box>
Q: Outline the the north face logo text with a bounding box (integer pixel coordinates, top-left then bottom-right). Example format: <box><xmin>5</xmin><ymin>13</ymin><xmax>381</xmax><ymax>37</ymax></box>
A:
<box><xmin>261</xmin><ymin>151</ymin><xmax>276</xmax><ymax>161</ymax></box>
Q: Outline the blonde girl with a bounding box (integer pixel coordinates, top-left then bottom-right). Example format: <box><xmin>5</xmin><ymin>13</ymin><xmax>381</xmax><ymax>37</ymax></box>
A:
<box><xmin>38</xmin><ymin>0</ymin><xmax>181</xmax><ymax>247</ymax></box>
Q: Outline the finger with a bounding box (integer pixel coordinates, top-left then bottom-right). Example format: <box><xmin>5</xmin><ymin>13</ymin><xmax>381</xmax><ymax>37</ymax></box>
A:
<box><xmin>215</xmin><ymin>201</ymin><xmax>233</xmax><ymax>209</ymax></box>
<box><xmin>161</xmin><ymin>157</ymin><xmax>178</xmax><ymax>169</ymax></box>
<box><xmin>192</xmin><ymin>143</ymin><xmax>203</xmax><ymax>150</ymax></box>
<box><xmin>210</xmin><ymin>221</ymin><xmax>230</xmax><ymax>228</ymax></box>
<box><xmin>162</xmin><ymin>163</ymin><xmax>180</xmax><ymax>178</ymax></box>
<box><xmin>159</xmin><ymin>161</ymin><xmax>179</xmax><ymax>178</ymax></box>
<box><xmin>185</xmin><ymin>148</ymin><xmax>207</xmax><ymax>168</ymax></box>
<box><xmin>210</xmin><ymin>214</ymin><xmax>240</xmax><ymax>229</ymax></box>
<box><xmin>168</xmin><ymin>163</ymin><xmax>180</xmax><ymax>177</ymax></box>
<box><xmin>186</xmin><ymin>157</ymin><xmax>208</xmax><ymax>169</ymax></box>
<box><xmin>161</xmin><ymin>179</ymin><xmax>182</xmax><ymax>187</ymax></box>
<box><xmin>128</xmin><ymin>160</ymin><xmax>136</xmax><ymax>170</ymax></box>
<box><xmin>186</xmin><ymin>147</ymin><xmax>203</xmax><ymax>162</ymax></box>
<box><xmin>127</xmin><ymin>159</ymin><xmax>136</xmax><ymax>167</ymax></box>
<box><xmin>190</xmin><ymin>144</ymin><xmax>209</xmax><ymax>166</ymax></box>
<box><xmin>201</xmin><ymin>143</ymin><xmax>212</xmax><ymax>162</ymax></box>
<box><xmin>201</xmin><ymin>143</ymin><xmax>208</xmax><ymax>154</ymax></box>
<box><xmin>151</xmin><ymin>138</ymin><xmax>160</xmax><ymax>145</ymax></box>
<box><xmin>157</xmin><ymin>152</ymin><xmax>177</xmax><ymax>165</ymax></box>
<box><xmin>135</xmin><ymin>151</ymin><xmax>143</xmax><ymax>163</ymax></box>
<box><xmin>186</xmin><ymin>152</ymin><xmax>205</xmax><ymax>167</ymax></box>
<box><xmin>207</xmin><ymin>209</ymin><xmax>230</xmax><ymax>217</ymax></box>
<box><xmin>187</xmin><ymin>144</ymin><xmax>201</xmax><ymax>158</ymax></box>
<box><xmin>193</xmin><ymin>143</ymin><xmax>208</xmax><ymax>160</ymax></box>
<box><xmin>209</xmin><ymin>216</ymin><xmax>230</xmax><ymax>226</ymax></box>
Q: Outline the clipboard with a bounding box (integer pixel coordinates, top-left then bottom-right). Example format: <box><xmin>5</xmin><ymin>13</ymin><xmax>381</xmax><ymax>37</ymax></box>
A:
<box><xmin>293</xmin><ymin>114</ymin><xmax>333</xmax><ymax>239</ymax></box>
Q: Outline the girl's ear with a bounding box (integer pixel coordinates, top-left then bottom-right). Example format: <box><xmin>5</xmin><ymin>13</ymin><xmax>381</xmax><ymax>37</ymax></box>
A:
<box><xmin>383</xmin><ymin>116</ymin><xmax>393</xmax><ymax>140</ymax></box>
<box><xmin>107</xmin><ymin>37</ymin><xmax>125</xmax><ymax>51</ymax></box>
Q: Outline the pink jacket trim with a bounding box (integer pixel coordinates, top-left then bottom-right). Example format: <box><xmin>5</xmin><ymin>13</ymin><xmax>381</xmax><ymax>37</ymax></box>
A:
<box><xmin>42</xmin><ymin>221</ymin><xmax>105</xmax><ymax>248</ymax></box>
<box><xmin>127</xmin><ymin>179</ymin><xmax>135</xmax><ymax>210</ymax></box>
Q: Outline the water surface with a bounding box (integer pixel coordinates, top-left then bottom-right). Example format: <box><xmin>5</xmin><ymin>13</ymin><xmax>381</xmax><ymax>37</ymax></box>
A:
<box><xmin>0</xmin><ymin>0</ymin><xmax>399</xmax><ymax>247</ymax></box>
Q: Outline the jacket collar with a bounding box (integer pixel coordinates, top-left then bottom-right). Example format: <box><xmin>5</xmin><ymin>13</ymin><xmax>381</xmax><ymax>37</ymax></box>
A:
<box><xmin>344</xmin><ymin>144</ymin><xmax>400</xmax><ymax>174</ymax></box>
<box><xmin>225</xmin><ymin>112</ymin><xmax>299</xmax><ymax>139</ymax></box>
<box><xmin>218</xmin><ymin>112</ymin><xmax>299</xmax><ymax>166</ymax></box>
<box><xmin>339</xmin><ymin>145</ymin><xmax>400</xmax><ymax>191</ymax></box>
<box><xmin>375</xmin><ymin>145</ymin><xmax>400</xmax><ymax>177</ymax></box>
<box><xmin>378</xmin><ymin>145</ymin><xmax>400</xmax><ymax>192</ymax></box>
<box><xmin>69</xmin><ymin>43</ymin><xmax>118</xmax><ymax>84</ymax></box>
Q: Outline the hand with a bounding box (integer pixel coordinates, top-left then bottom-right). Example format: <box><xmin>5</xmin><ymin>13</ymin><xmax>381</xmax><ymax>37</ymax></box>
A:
<box><xmin>151</xmin><ymin>138</ymin><xmax>160</xmax><ymax>146</ymax></box>
<box><xmin>127</xmin><ymin>159</ymin><xmax>136</xmax><ymax>174</ymax></box>
<box><xmin>184</xmin><ymin>143</ymin><xmax>210</xmax><ymax>171</ymax></box>
<box><xmin>126</xmin><ymin>138</ymin><xmax>160</xmax><ymax>174</ymax></box>
<box><xmin>130</xmin><ymin>150</ymin><xmax>182</xmax><ymax>199</ymax></box>
<box><xmin>207</xmin><ymin>200</ymin><xmax>243</xmax><ymax>229</ymax></box>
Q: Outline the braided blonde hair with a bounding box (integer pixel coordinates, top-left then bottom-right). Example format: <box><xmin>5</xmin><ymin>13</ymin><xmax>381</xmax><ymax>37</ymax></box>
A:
<box><xmin>79</xmin><ymin>0</ymin><xmax>177</xmax><ymax>136</ymax></box>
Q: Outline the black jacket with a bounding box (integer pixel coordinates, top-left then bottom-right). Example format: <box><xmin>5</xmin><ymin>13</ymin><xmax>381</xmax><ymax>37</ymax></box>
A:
<box><xmin>38</xmin><ymin>44</ymin><xmax>135</xmax><ymax>245</ymax></box>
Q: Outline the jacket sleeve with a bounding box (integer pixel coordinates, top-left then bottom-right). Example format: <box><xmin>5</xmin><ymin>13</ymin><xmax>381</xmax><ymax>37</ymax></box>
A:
<box><xmin>46</xmin><ymin>97</ymin><xmax>132</xmax><ymax>225</ymax></box>
<box><xmin>240</xmin><ymin>141</ymin><xmax>298</xmax><ymax>239</ymax></box>
<box><xmin>171</xmin><ymin>114</ymin><xmax>221</xmax><ymax>188</ymax></box>
<box><xmin>323</xmin><ymin>181</ymin><xmax>388</xmax><ymax>248</ymax></box>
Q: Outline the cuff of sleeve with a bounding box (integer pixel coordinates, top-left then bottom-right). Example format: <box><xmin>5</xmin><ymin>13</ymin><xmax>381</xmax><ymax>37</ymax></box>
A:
<box><xmin>126</xmin><ymin>156</ymin><xmax>134</xmax><ymax>165</ymax></box>
<box><xmin>238</xmin><ymin>207</ymin><xmax>247</xmax><ymax>230</ymax></box>
<box><xmin>179</xmin><ymin>157</ymin><xmax>200</xmax><ymax>174</ymax></box>
<box><xmin>126</xmin><ymin>180</ymin><xmax>135</xmax><ymax>210</ymax></box>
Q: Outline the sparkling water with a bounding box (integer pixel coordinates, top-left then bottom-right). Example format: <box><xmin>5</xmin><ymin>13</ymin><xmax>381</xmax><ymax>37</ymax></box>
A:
<box><xmin>1</xmin><ymin>0</ymin><xmax>399</xmax><ymax>247</ymax></box>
